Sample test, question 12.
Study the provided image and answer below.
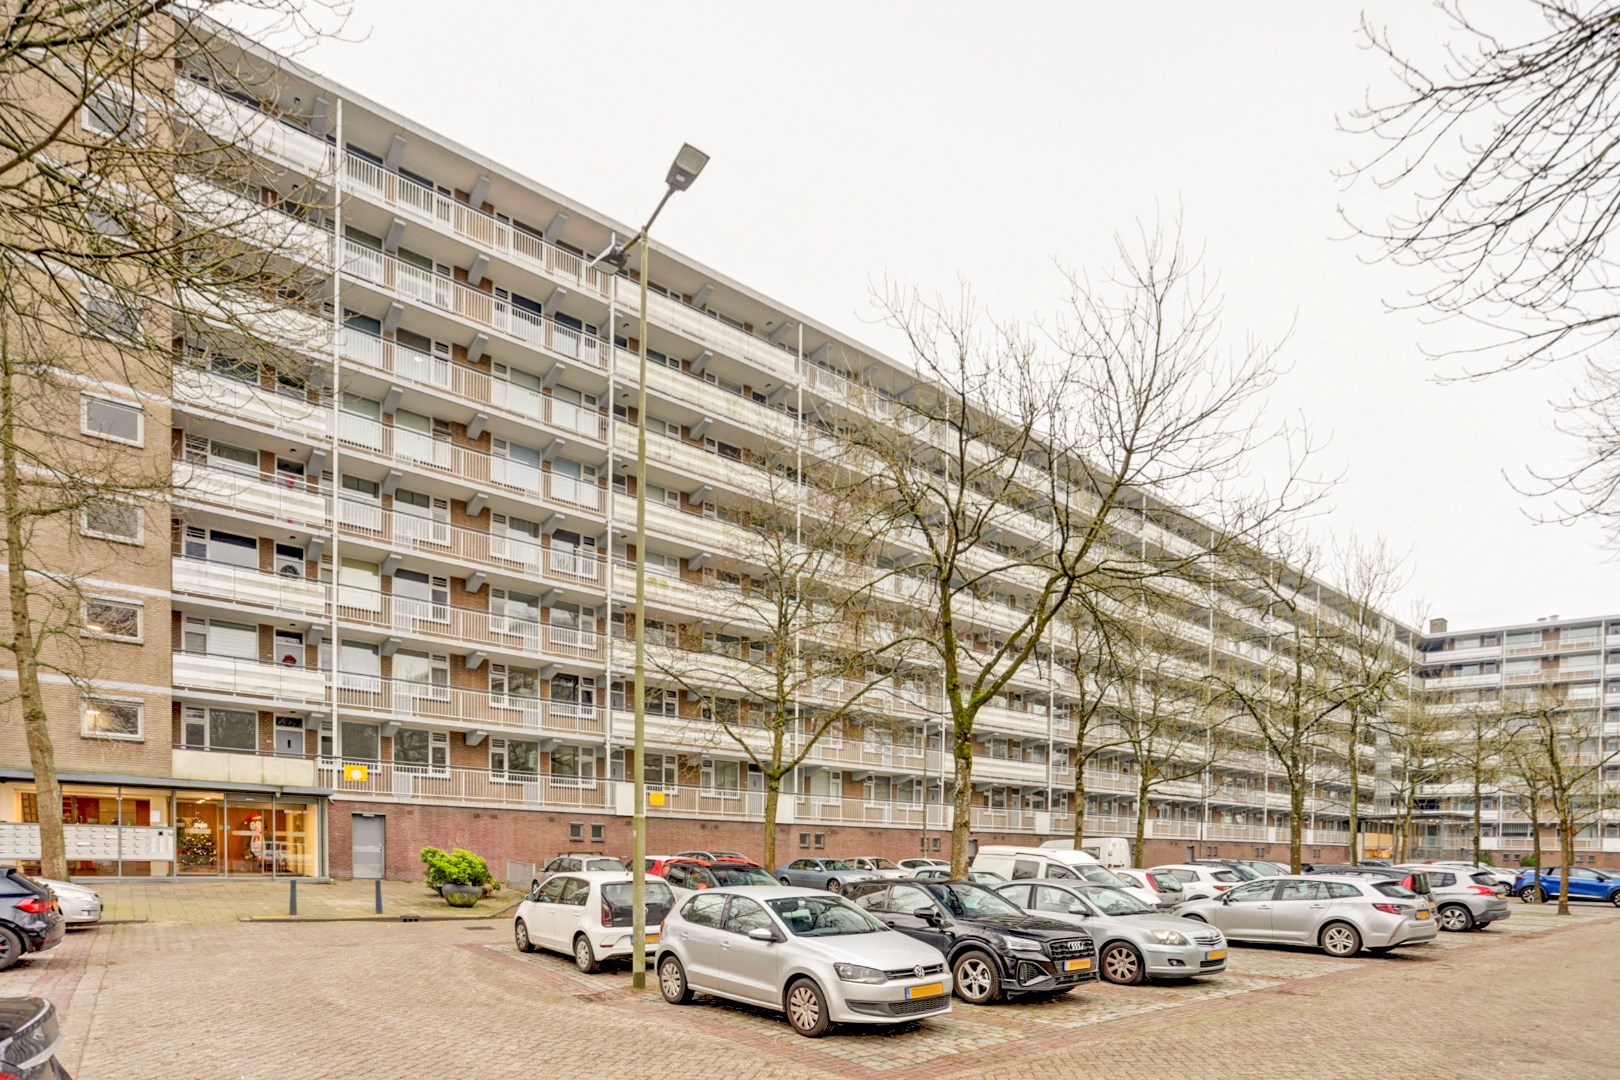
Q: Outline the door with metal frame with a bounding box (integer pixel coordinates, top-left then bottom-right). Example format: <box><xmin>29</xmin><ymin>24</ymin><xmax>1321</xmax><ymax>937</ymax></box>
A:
<box><xmin>351</xmin><ymin>814</ymin><xmax>385</xmax><ymax>879</ymax></box>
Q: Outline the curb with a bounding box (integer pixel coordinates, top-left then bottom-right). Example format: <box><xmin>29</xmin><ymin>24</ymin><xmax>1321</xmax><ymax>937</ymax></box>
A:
<box><xmin>241</xmin><ymin>898</ymin><xmax>523</xmax><ymax>924</ymax></box>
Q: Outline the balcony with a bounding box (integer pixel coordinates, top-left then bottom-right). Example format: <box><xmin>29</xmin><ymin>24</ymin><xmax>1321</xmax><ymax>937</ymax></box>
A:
<box><xmin>336</xmin><ymin>588</ymin><xmax>605</xmax><ymax>665</ymax></box>
<box><xmin>175</xmin><ymin>77</ymin><xmax>334</xmax><ymax>176</ymax></box>
<box><xmin>630</xmin><ymin>288</ymin><xmax>797</xmax><ymax>383</ymax></box>
<box><xmin>172</xmin><ymin>651</ymin><xmax>328</xmax><ymax>706</ymax></box>
<box><xmin>334</xmin><ymin>675</ymin><xmax>605</xmax><ymax>738</ymax></box>
<box><xmin>975</xmin><ymin>703</ymin><xmax>1052</xmax><ymax>739</ymax></box>
<box><xmin>969</xmin><ymin>807</ymin><xmax>1042</xmax><ymax>833</ymax></box>
<box><xmin>341</xmin><ymin>240</ymin><xmax>608</xmax><ymax>370</ymax></box>
<box><xmin>174</xmin><ymin>174</ymin><xmax>332</xmax><ymax>267</ymax></box>
<box><xmin>340</xmin><ymin>152</ymin><xmax>611</xmax><ymax>301</ymax></box>
<box><xmin>973</xmin><ymin>755</ymin><xmax>1051</xmax><ymax>786</ymax></box>
<box><xmin>336</xmin><ymin>497</ymin><xmax>603</xmax><ymax>589</ymax></box>
<box><xmin>794</xmin><ymin>796</ymin><xmax>932</xmax><ymax>828</ymax></box>
<box><xmin>172</xmin><ymin>367</ymin><xmax>330</xmax><ymax>441</ymax></box>
<box><xmin>613</xmin><ymin>421</ymin><xmax>765</xmax><ymax>497</ymax></box>
<box><xmin>635</xmin><ymin>351</ymin><xmax>799</xmax><ymax>442</ymax></box>
<box><xmin>320</xmin><ymin>759</ymin><xmax>614</xmax><ymax>811</ymax></box>
<box><xmin>171</xmin><ymin>556</ymin><xmax>329</xmax><ymax>618</ymax></box>
<box><xmin>176</xmin><ymin>285</ymin><xmax>331</xmax><ymax>357</ymax></box>
<box><xmin>630</xmin><ymin>500</ymin><xmax>751</xmax><ymax>555</ymax></box>
<box><xmin>341</xmin><ymin>327</ymin><xmax>606</xmax><ymax>443</ymax></box>
<box><xmin>171</xmin><ymin>747</ymin><xmax>318</xmax><ymax>789</ymax></box>
<box><xmin>173</xmin><ymin>461</ymin><xmax>329</xmax><ymax>529</ymax></box>
<box><xmin>803</xmin><ymin>737</ymin><xmax>927</xmax><ymax>774</ymax></box>
<box><xmin>620</xmin><ymin>709</ymin><xmax>775</xmax><ymax>758</ymax></box>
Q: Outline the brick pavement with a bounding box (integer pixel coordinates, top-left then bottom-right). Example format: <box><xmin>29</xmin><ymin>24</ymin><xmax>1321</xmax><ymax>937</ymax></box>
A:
<box><xmin>95</xmin><ymin>878</ymin><xmax>521</xmax><ymax>923</ymax></box>
<box><xmin>4</xmin><ymin>898</ymin><xmax>1613</xmax><ymax>1078</ymax></box>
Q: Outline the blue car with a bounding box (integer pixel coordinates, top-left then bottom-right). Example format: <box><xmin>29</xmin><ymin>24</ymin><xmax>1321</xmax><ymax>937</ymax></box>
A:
<box><xmin>1512</xmin><ymin>866</ymin><xmax>1620</xmax><ymax>905</ymax></box>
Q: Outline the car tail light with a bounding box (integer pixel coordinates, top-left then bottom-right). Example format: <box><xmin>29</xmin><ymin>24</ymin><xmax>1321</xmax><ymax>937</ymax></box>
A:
<box><xmin>15</xmin><ymin>897</ymin><xmax>53</xmax><ymax>914</ymax></box>
<box><xmin>1372</xmin><ymin>903</ymin><xmax>1405</xmax><ymax>915</ymax></box>
<box><xmin>1214</xmin><ymin>884</ymin><xmax>1231</xmax><ymax>892</ymax></box>
<box><xmin>1468</xmin><ymin>885</ymin><xmax>1496</xmax><ymax>896</ymax></box>
<box><xmin>600</xmin><ymin>902</ymin><xmax>612</xmax><ymax>926</ymax></box>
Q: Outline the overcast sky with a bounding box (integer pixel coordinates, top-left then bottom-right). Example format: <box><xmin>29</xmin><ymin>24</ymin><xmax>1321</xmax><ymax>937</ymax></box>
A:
<box><xmin>299</xmin><ymin>0</ymin><xmax>1616</xmax><ymax>630</ymax></box>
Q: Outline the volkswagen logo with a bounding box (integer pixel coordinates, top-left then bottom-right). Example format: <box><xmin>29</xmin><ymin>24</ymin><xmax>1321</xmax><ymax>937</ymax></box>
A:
<box><xmin>913</xmin><ymin>965</ymin><xmax>926</xmax><ymax>978</ymax></box>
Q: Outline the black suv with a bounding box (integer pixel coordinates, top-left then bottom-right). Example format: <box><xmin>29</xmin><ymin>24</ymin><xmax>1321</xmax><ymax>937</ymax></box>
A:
<box><xmin>847</xmin><ymin>879</ymin><xmax>1097</xmax><ymax>1004</ymax></box>
<box><xmin>0</xmin><ymin>869</ymin><xmax>64</xmax><ymax>972</ymax></box>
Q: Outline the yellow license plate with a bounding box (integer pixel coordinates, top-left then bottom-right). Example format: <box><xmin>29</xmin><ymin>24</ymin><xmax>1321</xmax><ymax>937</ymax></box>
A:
<box><xmin>1205</xmin><ymin>949</ymin><xmax>1226</xmax><ymax>961</ymax></box>
<box><xmin>1063</xmin><ymin>958</ymin><xmax>1091</xmax><ymax>972</ymax></box>
<box><xmin>1416</xmin><ymin>910</ymin><xmax>1431</xmax><ymax>920</ymax></box>
<box><xmin>906</xmin><ymin>982</ymin><xmax>945</xmax><ymax>999</ymax></box>
<box><xmin>644</xmin><ymin>933</ymin><xmax>660</xmax><ymax>943</ymax></box>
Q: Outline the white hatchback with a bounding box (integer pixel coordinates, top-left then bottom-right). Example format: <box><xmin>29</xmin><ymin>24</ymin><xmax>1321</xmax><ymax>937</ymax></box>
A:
<box><xmin>514</xmin><ymin>870</ymin><xmax>675</xmax><ymax>973</ymax></box>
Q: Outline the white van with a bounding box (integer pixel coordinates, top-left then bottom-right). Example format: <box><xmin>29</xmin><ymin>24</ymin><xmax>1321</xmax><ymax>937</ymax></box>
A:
<box><xmin>1039</xmin><ymin>837</ymin><xmax>1130</xmax><ymax>870</ymax></box>
<box><xmin>970</xmin><ymin>846</ymin><xmax>1160</xmax><ymax>907</ymax></box>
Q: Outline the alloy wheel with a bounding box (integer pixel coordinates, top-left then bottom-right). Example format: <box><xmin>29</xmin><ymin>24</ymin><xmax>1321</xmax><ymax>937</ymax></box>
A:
<box><xmin>955</xmin><ymin>956</ymin><xmax>994</xmax><ymax>1001</ymax></box>
<box><xmin>1102</xmin><ymin>943</ymin><xmax>1142</xmax><ymax>984</ymax></box>
<box><xmin>787</xmin><ymin>982</ymin><xmax>822</xmax><ymax>1033</ymax></box>
<box><xmin>1321</xmin><ymin>923</ymin><xmax>1360</xmax><ymax>957</ymax></box>
<box><xmin>1439</xmin><ymin>905</ymin><xmax>1472</xmax><ymax>932</ymax></box>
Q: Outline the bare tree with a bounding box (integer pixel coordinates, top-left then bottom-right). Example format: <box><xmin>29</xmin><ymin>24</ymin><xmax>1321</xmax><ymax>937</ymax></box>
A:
<box><xmin>1344</xmin><ymin>2</ymin><xmax>1620</xmax><ymax>534</ymax></box>
<box><xmin>1442</xmin><ymin>704</ymin><xmax>1511</xmax><ymax>867</ymax></box>
<box><xmin>844</xmin><ymin>221</ymin><xmax>1312</xmax><ymax>875</ymax></box>
<box><xmin>641</xmin><ymin>447</ymin><xmax>919</xmax><ymax>870</ymax></box>
<box><xmin>1382</xmin><ymin>690</ymin><xmax>1449</xmax><ymax>864</ymax></box>
<box><xmin>1059</xmin><ymin>603</ymin><xmax>1131</xmax><ymax>847</ymax></box>
<box><xmin>0</xmin><ymin>4</ymin><xmax>344</xmax><ymax>877</ymax></box>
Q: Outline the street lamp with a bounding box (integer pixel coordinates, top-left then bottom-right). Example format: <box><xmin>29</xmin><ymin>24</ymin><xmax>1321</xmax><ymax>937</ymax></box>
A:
<box><xmin>592</xmin><ymin>143</ymin><xmax>707</xmax><ymax>992</ymax></box>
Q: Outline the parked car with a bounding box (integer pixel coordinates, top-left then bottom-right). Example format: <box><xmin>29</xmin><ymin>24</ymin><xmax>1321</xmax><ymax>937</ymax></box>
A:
<box><xmin>0</xmin><ymin>997</ymin><xmax>71</xmax><ymax>1079</ymax></box>
<box><xmin>1188</xmin><ymin>858</ymin><xmax>1264</xmax><ymax>881</ymax></box>
<box><xmin>675</xmin><ymin>849</ymin><xmax>749</xmax><ymax>863</ymax></box>
<box><xmin>642</xmin><ymin>855</ymin><xmax>681</xmax><ymax>875</ymax></box>
<box><xmin>844</xmin><ymin>857</ymin><xmax>909</xmax><ymax>879</ymax></box>
<box><xmin>661</xmin><ymin>858</ymin><xmax>777</xmax><ymax>899</ymax></box>
<box><xmin>0</xmin><ymin>870</ymin><xmax>64</xmax><ymax>972</ymax></box>
<box><xmin>971</xmin><ymin>846</ymin><xmax>1159</xmax><ymax>907</ymax></box>
<box><xmin>898</xmin><ymin>858</ymin><xmax>950</xmax><ymax>872</ymax></box>
<box><xmin>34</xmin><ymin>878</ymin><xmax>101</xmax><ymax>927</ymax></box>
<box><xmin>847</xmin><ymin>879</ymin><xmax>1098</xmax><ymax>1004</ymax></box>
<box><xmin>995</xmin><ymin>880</ymin><xmax>1228</xmax><ymax>984</ymax></box>
<box><xmin>1305</xmin><ymin>865</ymin><xmax>1434</xmax><ymax>904</ymax></box>
<box><xmin>1421</xmin><ymin>861</ymin><xmax>1516</xmax><ymax>890</ymax></box>
<box><xmin>1176</xmin><ymin>874</ymin><xmax>1437</xmax><ymax>957</ymax></box>
<box><xmin>1147</xmin><ymin>863</ymin><xmax>1245</xmax><ymax>901</ymax></box>
<box><xmin>531</xmin><ymin>853</ymin><xmax>626</xmax><ymax>891</ymax></box>
<box><xmin>913</xmin><ymin>868</ymin><xmax>1008</xmax><ymax>886</ymax></box>
<box><xmin>775</xmin><ymin>858</ymin><xmax>879</xmax><ymax>893</ymax></box>
<box><xmin>513</xmin><ymin>871</ymin><xmax>674</xmax><ymax>973</ymax></box>
<box><xmin>1117</xmin><ymin>868</ymin><xmax>1186</xmax><ymax>903</ymax></box>
<box><xmin>1391</xmin><ymin>864</ymin><xmax>1511</xmax><ymax>931</ymax></box>
<box><xmin>656</xmin><ymin>886</ymin><xmax>951</xmax><ymax>1037</ymax></box>
<box><xmin>1512</xmin><ymin>866</ymin><xmax>1620</xmax><ymax>905</ymax></box>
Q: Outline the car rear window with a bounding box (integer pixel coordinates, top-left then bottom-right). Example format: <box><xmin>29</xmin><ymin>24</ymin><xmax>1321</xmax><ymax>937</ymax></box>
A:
<box><xmin>586</xmin><ymin>859</ymin><xmax>625</xmax><ymax>872</ymax></box>
<box><xmin>1211</xmin><ymin>870</ymin><xmax>1242</xmax><ymax>883</ymax></box>
<box><xmin>1470</xmin><ymin>873</ymin><xmax>1498</xmax><ymax>887</ymax></box>
<box><xmin>1373</xmin><ymin>882</ymin><xmax>1418</xmax><ymax>899</ymax></box>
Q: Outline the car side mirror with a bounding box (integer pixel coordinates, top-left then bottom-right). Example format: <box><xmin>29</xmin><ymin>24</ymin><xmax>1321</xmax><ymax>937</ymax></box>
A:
<box><xmin>746</xmin><ymin>926</ymin><xmax>777</xmax><ymax>943</ymax></box>
<box><xmin>1067</xmin><ymin>904</ymin><xmax>1087</xmax><ymax>915</ymax></box>
<box><xmin>914</xmin><ymin>906</ymin><xmax>941</xmax><ymax>924</ymax></box>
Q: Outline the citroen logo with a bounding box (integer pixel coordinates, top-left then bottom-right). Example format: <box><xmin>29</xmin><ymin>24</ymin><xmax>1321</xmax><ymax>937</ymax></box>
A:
<box><xmin>914</xmin><ymin>965</ymin><xmax>926</xmax><ymax>978</ymax></box>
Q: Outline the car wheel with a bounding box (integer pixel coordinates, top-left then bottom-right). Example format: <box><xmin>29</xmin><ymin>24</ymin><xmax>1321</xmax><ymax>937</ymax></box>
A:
<box><xmin>784</xmin><ymin>977</ymin><xmax>832</xmax><ymax>1037</ymax></box>
<box><xmin>531</xmin><ymin>879</ymin><xmax>541</xmax><ymax>892</ymax></box>
<box><xmin>1100</xmin><ymin>942</ymin><xmax>1145</xmax><ymax>985</ymax></box>
<box><xmin>573</xmin><ymin>934</ymin><xmax>599</xmax><ymax>974</ymax></box>
<box><xmin>0</xmin><ymin>927</ymin><xmax>21</xmax><ymax>973</ymax></box>
<box><xmin>658</xmin><ymin>954</ymin><xmax>692</xmax><ymax>1005</ymax></box>
<box><xmin>826</xmin><ymin>879</ymin><xmax>843</xmax><ymax>894</ymax></box>
<box><xmin>778</xmin><ymin>876</ymin><xmax>792</xmax><ymax>886</ymax></box>
<box><xmin>1181</xmin><ymin>914</ymin><xmax>1207</xmax><ymax>923</ymax></box>
<box><xmin>952</xmin><ymin>949</ymin><xmax>1001</xmax><ymax>1005</ymax></box>
<box><xmin>1518</xmin><ymin>885</ymin><xmax>1543</xmax><ymax>903</ymax></box>
<box><xmin>1609</xmin><ymin>890</ymin><xmax>1620</xmax><ymax>908</ymax></box>
<box><xmin>1438</xmin><ymin>904</ymin><xmax>1474</xmax><ymax>932</ymax></box>
<box><xmin>1319</xmin><ymin>921</ymin><xmax>1362</xmax><ymax>958</ymax></box>
<box><xmin>514</xmin><ymin>918</ymin><xmax>535</xmax><ymax>953</ymax></box>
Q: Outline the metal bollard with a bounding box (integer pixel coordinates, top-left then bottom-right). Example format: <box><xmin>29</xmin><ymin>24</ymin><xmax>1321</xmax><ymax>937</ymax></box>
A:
<box><xmin>374</xmin><ymin>878</ymin><xmax>383</xmax><ymax>914</ymax></box>
<box><xmin>289</xmin><ymin>878</ymin><xmax>297</xmax><ymax>916</ymax></box>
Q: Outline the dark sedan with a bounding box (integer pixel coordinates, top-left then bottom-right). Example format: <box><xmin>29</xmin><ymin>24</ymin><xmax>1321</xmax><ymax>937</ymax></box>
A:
<box><xmin>0</xmin><ymin>870</ymin><xmax>64</xmax><ymax>972</ymax></box>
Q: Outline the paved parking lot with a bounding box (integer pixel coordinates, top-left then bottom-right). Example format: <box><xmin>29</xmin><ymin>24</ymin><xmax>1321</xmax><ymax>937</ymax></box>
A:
<box><xmin>9</xmin><ymin>895</ymin><xmax>1618</xmax><ymax>1078</ymax></box>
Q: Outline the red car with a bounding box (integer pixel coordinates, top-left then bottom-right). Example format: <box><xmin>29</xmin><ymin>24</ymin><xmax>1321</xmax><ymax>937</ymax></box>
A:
<box><xmin>650</xmin><ymin>857</ymin><xmax>775</xmax><ymax>894</ymax></box>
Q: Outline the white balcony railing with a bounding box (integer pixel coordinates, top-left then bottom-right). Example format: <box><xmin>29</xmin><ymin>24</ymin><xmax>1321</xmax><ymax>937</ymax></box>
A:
<box><xmin>171</xmin><ymin>652</ymin><xmax>328</xmax><ymax>705</ymax></box>
<box><xmin>337</xmin><ymin>587</ymin><xmax>604</xmax><ymax>664</ymax></box>
<box><xmin>335</xmin><ymin>498</ymin><xmax>602</xmax><ymax>587</ymax></box>
<box><xmin>172</xmin><ymin>367</ymin><xmax>330</xmax><ymax>440</ymax></box>
<box><xmin>171</xmin><ymin>557</ymin><xmax>328</xmax><ymax>618</ymax></box>
<box><xmin>173</xmin><ymin>461</ymin><xmax>330</xmax><ymax>528</ymax></box>
<box><xmin>320</xmin><ymin>759</ymin><xmax>614</xmax><ymax>810</ymax></box>
<box><xmin>175</xmin><ymin>77</ymin><xmax>335</xmax><ymax>175</ymax></box>
<box><xmin>334</xmin><ymin>675</ymin><xmax>605</xmax><ymax>737</ymax></box>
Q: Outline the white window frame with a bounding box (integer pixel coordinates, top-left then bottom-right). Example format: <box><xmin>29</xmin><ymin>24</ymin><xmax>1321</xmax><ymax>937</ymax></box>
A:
<box><xmin>393</xmin><ymin>728</ymin><xmax>449</xmax><ymax>777</ymax></box>
<box><xmin>82</xmin><ymin>596</ymin><xmax>142</xmax><ymax>642</ymax></box>
<box><xmin>490</xmin><ymin>737</ymin><xmax>540</xmax><ymax>782</ymax></box>
<box><xmin>80</xmin><ymin>392</ymin><xmax>143</xmax><ymax>446</ymax></box>
<box><xmin>700</xmin><ymin>757</ymin><xmax>741</xmax><ymax>798</ymax></box>
<box><xmin>81</xmin><ymin>89</ymin><xmax>144</xmax><ymax>140</ymax></box>
<box><xmin>181</xmin><ymin>704</ymin><xmax>258</xmax><ymax>752</ymax></box>
<box><xmin>82</xmin><ymin>695</ymin><xmax>142</xmax><ymax>741</ymax></box>
<box><xmin>79</xmin><ymin>499</ymin><xmax>142</xmax><ymax>544</ymax></box>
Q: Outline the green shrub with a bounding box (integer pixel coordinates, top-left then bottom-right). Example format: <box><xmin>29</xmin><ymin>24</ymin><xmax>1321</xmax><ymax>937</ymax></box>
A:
<box><xmin>419</xmin><ymin>846</ymin><xmax>495</xmax><ymax>888</ymax></box>
<box><xmin>1478</xmin><ymin>853</ymin><xmax>1494</xmax><ymax>867</ymax></box>
<box><xmin>1519</xmin><ymin>856</ymin><xmax>1537</xmax><ymax>868</ymax></box>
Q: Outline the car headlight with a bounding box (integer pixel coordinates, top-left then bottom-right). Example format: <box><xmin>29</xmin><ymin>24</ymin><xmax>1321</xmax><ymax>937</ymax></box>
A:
<box><xmin>1003</xmin><ymin>936</ymin><xmax>1043</xmax><ymax>951</ymax></box>
<box><xmin>833</xmin><ymin>963</ymin><xmax>886</xmax><ymax>984</ymax></box>
<box><xmin>1151</xmin><ymin>929</ymin><xmax>1189</xmax><ymax>946</ymax></box>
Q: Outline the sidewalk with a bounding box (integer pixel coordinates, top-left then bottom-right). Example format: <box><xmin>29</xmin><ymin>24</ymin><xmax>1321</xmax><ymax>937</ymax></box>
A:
<box><xmin>95</xmin><ymin>879</ymin><xmax>521</xmax><ymax>923</ymax></box>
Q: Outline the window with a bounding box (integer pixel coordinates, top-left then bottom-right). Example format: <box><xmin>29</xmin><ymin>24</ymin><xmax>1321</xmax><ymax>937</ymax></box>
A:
<box><xmin>590</xmin><ymin>823</ymin><xmax>604</xmax><ymax>844</ymax></box>
<box><xmin>182</xmin><ymin>617</ymin><xmax>256</xmax><ymax>659</ymax></box>
<box><xmin>490</xmin><ymin>738</ymin><xmax>539</xmax><ymax>779</ymax></box>
<box><xmin>81</xmin><ymin>393</ymin><xmax>142</xmax><ymax>445</ymax></box>
<box><xmin>551</xmin><ymin>744</ymin><xmax>596</xmax><ymax>784</ymax></box>
<box><xmin>683</xmin><ymin>893</ymin><xmax>727</xmax><ymax>928</ymax></box>
<box><xmin>81</xmin><ymin>283</ymin><xmax>139</xmax><ymax>340</ymax></box>
<box><xmin>83</xmin><ymin>696</ymin><xmax>141</xmax><ymax>740</ymax></box>
<box><xmin>83</xmin><ymin>597</ymin><xmax>141</xmax><ymax>641</ymax></box>
<box><xmin>181</xmin><ymin>706</ymin><xmax>256</xmax><ymax>751</ymax></box>
<box><xmin>721</xmin><ymin>897</ymin><xmax>773</xmax><ymax>937</ymax></box>
<box><xmin>80</xmin><ymin>499</ymin><xmax>142</xmax><ymax>543</ymax></box>
<box><xmin>1277</xmin><ymin>880</ymin><xmax>1326</xmax><ymax>902</ymax></box>
<box><xmin>567</xmin><ymin>822</ymin><xmax>583</xmax><ymax>843</ymax></box>
<box><xmin>341</xmin><ymin>722</ymin><xmax>380</xmax><ymax>762</ymax></box>
<box><xmin>701</xmin><ymin>758</ymin><xmax>740</xmax><ymax>796</ymax></box>
<box><xmin>394</xmin><ymin>729</ymin><xmax>448</xmax><ymax>775</ymax></box>
<box><xmin>82</xmin><ymin>91</ymin><xmax>144</xmax><ymax>140</ymax></box>
<box><xmin>643</xmin><ymin>752</ymin><xmax>678</xmax><ymax>790</ymax></box>
<box><xmin>1223</xmin><ymin>880</ymin><xmax>1277</xmax><ymax>903</ymax></box>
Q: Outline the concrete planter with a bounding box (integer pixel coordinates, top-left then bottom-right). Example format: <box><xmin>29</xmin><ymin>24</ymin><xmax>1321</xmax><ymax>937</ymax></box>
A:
<box><xmin>442</xmin><ymin>884</ymin><xmax>482</xmax><ymax>907</ymax></box>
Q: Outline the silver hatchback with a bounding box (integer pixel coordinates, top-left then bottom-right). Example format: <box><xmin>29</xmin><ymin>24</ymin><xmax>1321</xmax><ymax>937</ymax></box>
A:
<box><xmin>656</xmin><ymin>886</ymin><xmax>952</xmax><ymax>1037</ymax></box>
<box><xmin>1175</xmin><ymin>874</ymin><xmax>1437</xmax><ymax>957</ymax></box>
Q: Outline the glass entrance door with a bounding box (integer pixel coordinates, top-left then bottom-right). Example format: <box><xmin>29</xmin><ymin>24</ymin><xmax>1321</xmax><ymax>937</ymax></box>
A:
<box><xmin>175</xmin><ymin>794</ymin><xmax>225</xmax><ymax>875</ymax></box>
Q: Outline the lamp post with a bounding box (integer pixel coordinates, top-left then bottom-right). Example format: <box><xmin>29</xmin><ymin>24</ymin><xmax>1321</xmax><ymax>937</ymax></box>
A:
<box><xmin>591</xmin><ymin>143</ymin><xmax>708</xmax><ymax>992</ymax></box>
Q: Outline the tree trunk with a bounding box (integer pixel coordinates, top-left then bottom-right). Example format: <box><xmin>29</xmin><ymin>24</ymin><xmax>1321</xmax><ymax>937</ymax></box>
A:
<box><xmin>1557</xmin><ymin>815</ymin><xmax>1573</xmax><ymax>916</ymax></box>
<box><xmin>1527</xmin><ymin>794</ymin><xmax>1543</xmax><ymax>899</ymax></box>
<box><xmin>1470</xmin><ymin>768</ymin><xmax>1483</xmax><ymax>866</ymax></box>
<box><xmin>1</xmin><ymin>355</ymin><xmax>67</xmax><ymax>880</ymax></box>
<box><xmin>1289</xmin><ymin>770</ymin><xmax>1304</xmax><ymax>873</ymax></box>
<box><xmin>1134</xmin><ymin>777</ymin><xmax>1149</xmax><ymax>868</ymax></box>
<box><xmin>1346</xmin><ymin>715</ymin><xmax>1360</xmax><ymax>862</ymax></box>
<box><xmin>1071</xmin><ymin>763</ymin><xmax>1086</xmax><ymax>849</ymax></box>
<box><xmin>761</xmin><ymin>774</ymin><xmax>781</xmax><ymax>872</ymax></box>
<box><xmin>950</xmin><ymin>726</ymin><xmax>974</xmax><ymax>877</ymax></box>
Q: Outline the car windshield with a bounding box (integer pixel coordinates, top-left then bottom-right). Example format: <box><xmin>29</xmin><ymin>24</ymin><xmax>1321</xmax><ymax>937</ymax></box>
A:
<box><xmin>1221</xmin><ymin>863</ymin><xmax>1261</xmax><ymax>880</ymax></box>
<box><xmin>1074</xmin><ymin>865</ymin><xmax>1128</xmax><ymax>886</ymax></box>
<box><xmin>768</xmin><ymin>895</ymin><xmax>887</xmax><ymax>936</ymax></box>
<box><xmin>710</xmin><ymin>867</ymin><xmax>776</xmax><ymax>886</ymax></box>
<box><xmin>586</xmin><ymin>859</ymin><xmax>626</xmax><ymax>872</ymax></box>
<box><xmin>1211</xmin><ymin>870</ymin><xmax>1243</xmax><ymax>883</ymax></box>
<box><xmin>923</xmin><ymin>882</ymin><xmax>1026</xmax><ymax>918</ymax></box>
<box><xmin>1085</xmin><ymin>887</ymin><xmax>1154</xmax><ymax>916</ymax></box>
<box><xmin>971</xmin><ymin>871</ymin><xmax>1007</xmax><ymax>885</ymax></box>
<box><xmin>864</xmin><ymin>858</ymin><xmax>900</xmax><ymax>869</ymax></box>
<box><xmin>818</xmin><ymin>860</ymin><xmax>853</xmax><ymax>871</ymax></box>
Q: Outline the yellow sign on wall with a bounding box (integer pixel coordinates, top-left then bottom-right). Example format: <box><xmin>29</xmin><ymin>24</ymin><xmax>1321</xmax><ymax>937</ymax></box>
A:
<box><xmin>647</xmin><ymin>791</ymin><xmax>666</xmax><ymax>807</ymax></box>
<box><xmin>343</xmin><ymin>764</ymin><xmax>369</xmax><ymax>782</ymax></box>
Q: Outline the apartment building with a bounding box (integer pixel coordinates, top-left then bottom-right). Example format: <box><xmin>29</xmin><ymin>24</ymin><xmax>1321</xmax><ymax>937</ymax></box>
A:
<box><xmin>0</xmin><ymin>25</ymin><xmax>1376</xmax><ymax>882</ymax></box>
<box><xmin>1414</xmin><ymin>614</ymin><xmax>1620</xmax><ymax>861</ymax></box>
